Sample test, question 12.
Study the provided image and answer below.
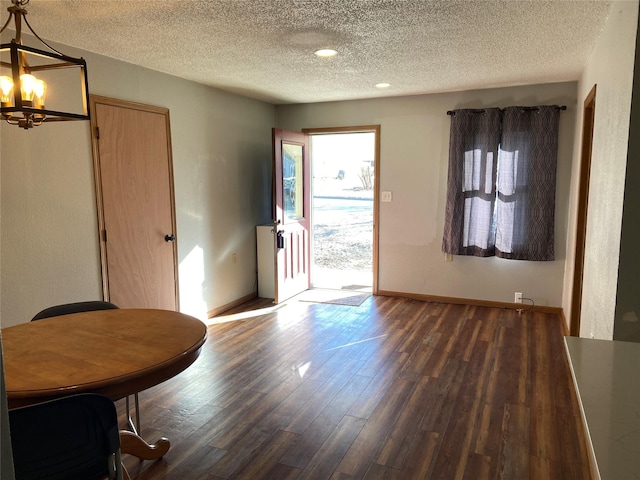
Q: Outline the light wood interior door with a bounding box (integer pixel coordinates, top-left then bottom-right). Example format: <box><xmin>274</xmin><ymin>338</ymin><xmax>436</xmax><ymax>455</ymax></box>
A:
<box><xmin>91</xmin><ymin>96</ymin><xmax>178</xmax><ymax>310</ymax></box>
<box><xmin>273</xmin><ymin>128</ymin><xmax>310</xmax><ymax>303</ymax></box>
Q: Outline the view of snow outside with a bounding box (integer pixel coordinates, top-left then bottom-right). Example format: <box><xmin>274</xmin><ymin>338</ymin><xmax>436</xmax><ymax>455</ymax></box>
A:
<box><xmin>310</xmin><ymin>132</ymin><xmax>374</xmax><ymax>290</ymax></box>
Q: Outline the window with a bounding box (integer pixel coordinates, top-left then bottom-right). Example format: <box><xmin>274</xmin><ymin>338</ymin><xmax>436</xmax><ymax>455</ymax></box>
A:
<box><xmin>443</xmin><ymin>106</ymin><xmax>561</xmax><ymax>261</ymax></box>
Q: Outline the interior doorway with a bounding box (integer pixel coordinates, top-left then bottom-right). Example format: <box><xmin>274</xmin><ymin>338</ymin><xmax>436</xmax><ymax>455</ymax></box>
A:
<box><xmin>305</xmin><ymin>126</ymin><xmax>379</xmax><ymax>293</ymax></box>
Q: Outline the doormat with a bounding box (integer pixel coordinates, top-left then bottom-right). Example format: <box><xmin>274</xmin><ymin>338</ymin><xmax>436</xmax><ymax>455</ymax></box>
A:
<box><xmin>298</xmin><ymin>291</ymin><xmax>371</xmax><ymax>307</ymax></box>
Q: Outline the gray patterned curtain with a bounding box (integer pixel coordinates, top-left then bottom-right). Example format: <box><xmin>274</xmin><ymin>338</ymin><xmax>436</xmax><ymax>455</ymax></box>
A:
<box><xmin>443</xmin><ymin>105</ymin><xmax>560</xmax><ymax>261</ymax></box>
<box><xmin>496</xmin><ymin>106</ymin><xmax>560</xmax><ymax>260</ymax></box>
<box><xmin>442</xmin><ymin>108</ymin><xmax>501</xmax><ymax>256</ymax></box>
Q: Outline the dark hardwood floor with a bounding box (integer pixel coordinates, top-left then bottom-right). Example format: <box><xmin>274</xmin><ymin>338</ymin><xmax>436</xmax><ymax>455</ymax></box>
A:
<box><xmin>118</xmin><ymin>294</ymin><xmax>591</xmax><ymax>479</ymax></box>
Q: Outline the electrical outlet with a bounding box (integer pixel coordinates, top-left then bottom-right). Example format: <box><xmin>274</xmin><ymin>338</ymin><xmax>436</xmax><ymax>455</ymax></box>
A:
<box><xmin>381</xmin><ymin>191</ymin><xmax>393</xmax><ymax>202</ymax></box>
<box><xmin>514</xmin><ymin>292</ymin><xmax>523</xmax><ymax>303</ymax></box>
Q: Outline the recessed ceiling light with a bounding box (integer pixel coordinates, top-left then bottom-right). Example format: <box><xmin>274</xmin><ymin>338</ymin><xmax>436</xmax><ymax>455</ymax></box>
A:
<box><xmin>314</xmin><ymin>49</ymin><xmax>338</xmax><ymax>58</ymax></box>
<box><xmin>375</xmin><ymin>83</ymin><xmax>391</xmax><ymax>89</ymax></box>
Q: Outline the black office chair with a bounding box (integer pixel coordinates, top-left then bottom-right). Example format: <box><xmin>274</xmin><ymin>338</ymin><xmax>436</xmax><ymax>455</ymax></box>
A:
<box><xmin>31</xmin><ymin>301</ymin><xmax>142</xmax><ymax>434</ymax></box>
<box><xmin>9</xmin><ymin>393</ymin><xmax>125</xmax><ymax>480</ymax></box>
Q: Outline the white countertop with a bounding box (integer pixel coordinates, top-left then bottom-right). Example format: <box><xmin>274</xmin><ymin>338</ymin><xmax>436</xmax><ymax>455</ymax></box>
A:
<box><xmin>565</xmin><ymin>336</ymin><xmax>640</xmax><ymax>480</ymax></box>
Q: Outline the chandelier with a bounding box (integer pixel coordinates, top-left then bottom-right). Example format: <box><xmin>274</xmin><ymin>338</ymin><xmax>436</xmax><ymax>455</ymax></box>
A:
<box><xmin>0</xmin><ymin>0</ymin><xmax>90</xmax><ymax>129</ymax></box>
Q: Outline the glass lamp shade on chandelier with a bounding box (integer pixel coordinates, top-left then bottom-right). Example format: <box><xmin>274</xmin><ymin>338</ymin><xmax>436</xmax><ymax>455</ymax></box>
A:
<box><xmin>0</xmin><ymin>0</ymin><xmax>90</xmax><ymax>129</ymax></box>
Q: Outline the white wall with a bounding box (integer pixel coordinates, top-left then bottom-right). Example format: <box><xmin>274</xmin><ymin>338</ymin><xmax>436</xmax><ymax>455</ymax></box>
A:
<box><xmin>562</xmin><ymin>1</ymin><xmax>639</xmax><ymax>340</ymax></box>
<box><xmin>277</xmin><ymin>82</ymin><xmax>577</xmax><ymax>307</ymax></box>
<box><xmin>0</xmin><ymin>41</ymin><xmax>275</xmax><ymax>327</ymax></box>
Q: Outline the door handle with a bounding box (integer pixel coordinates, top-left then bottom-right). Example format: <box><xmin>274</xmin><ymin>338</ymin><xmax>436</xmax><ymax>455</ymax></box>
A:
<box><xmin>276</xmin><ymin>230</ymin><xmax>285</xmax><ymax>249</ymax></box>
<box><xmin>165</xmin><ymin>234</ymin><xmax>175</xmax><ymax>242</ymax></box>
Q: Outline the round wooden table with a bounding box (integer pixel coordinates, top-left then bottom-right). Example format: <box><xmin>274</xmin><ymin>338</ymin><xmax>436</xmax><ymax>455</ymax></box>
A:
<box><xmin>2</xmin><ymin>308</ymin><xmax>208</xmax><ymax>461</ymax></box>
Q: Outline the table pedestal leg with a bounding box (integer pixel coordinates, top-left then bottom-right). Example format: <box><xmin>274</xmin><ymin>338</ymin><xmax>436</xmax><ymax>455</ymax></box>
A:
<box><xmin>120</xmin><ymin>430</ymin><xmax>171</xmax><ymax>460</ymax></box>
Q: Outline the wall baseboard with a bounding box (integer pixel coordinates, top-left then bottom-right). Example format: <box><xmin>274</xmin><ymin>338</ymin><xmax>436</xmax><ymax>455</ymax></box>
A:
<box><xmin>206</xmin><ymin>290</ymin><xmax>563</xmax><ymax>319</ymax></box>
<box><xmin>207</xmin><ymin>292</ymin><xmax>257</xmax><ymax>318</ymax></box>
<box><xmin>376</xmin><ymin>290</ymin><xmax>563</xmax><ymax>316</ymax></box>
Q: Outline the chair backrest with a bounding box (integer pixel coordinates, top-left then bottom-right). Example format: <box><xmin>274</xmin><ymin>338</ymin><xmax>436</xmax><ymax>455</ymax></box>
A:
<box><xmin>9</xmin><ymin>393</ymin><xmax>123</xmax><ymax>480</ymax></box>
<box><xmin>31</xmin><ymin>301</ymin><xmax>119</xmax><ymax>321</ymax></box>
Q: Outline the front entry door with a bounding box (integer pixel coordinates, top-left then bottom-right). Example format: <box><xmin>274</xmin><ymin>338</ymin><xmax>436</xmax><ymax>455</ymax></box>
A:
<box><xmin>91</xmin><ymin>96</ymin><xmax>179</xmax><ymax>310</ymax></box>
<box><xmin>273</xmin><ymin>129</ymin><xmax>310</xmax><ymax>303</ymax></box>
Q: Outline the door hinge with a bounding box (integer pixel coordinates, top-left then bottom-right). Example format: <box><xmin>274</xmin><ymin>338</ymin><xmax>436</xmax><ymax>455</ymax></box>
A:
<box><xmin>103</xmin><ymin>229</ymin><xmax>108</xmax><ymax>242</ymax></box>
<box><xmin>95</xmin><ymin>126</ymin><xmax>100</xmax><ymax>139</ymax></box>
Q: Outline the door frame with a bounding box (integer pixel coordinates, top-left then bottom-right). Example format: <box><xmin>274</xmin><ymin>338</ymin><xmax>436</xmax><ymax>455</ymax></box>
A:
<box><xmin>570</xmin><ymin>85</ymin><xmax>597</xmax><ymax>336</ymax></box>
<box><xmin>302</xmin><ymin>125</ymin><xmax>380</xmax><ymax>295</ymax></box>
<box><xmin>89</xmin><ymin>95</ymin><xmax>180</xmax><ymax>308</ymax></box>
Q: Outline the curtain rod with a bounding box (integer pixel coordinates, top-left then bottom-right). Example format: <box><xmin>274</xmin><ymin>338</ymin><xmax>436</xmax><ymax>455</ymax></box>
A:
<box><xmin>446</xmin><ymin>105</ymin><xmax>567</xmax><ymax>116</ymax></box>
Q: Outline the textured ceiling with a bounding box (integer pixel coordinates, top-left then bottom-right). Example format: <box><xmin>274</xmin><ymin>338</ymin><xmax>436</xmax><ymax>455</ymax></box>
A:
<box><xmin>9</xmin><ymin>0</ymin><xmax>614</xmax><ymax>104</ymax></box>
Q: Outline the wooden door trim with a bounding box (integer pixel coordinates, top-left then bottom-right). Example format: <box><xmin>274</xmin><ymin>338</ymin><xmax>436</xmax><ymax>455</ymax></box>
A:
<box><xmin>570</xmin><ymin>85</ymin><xmax>597</xmax><ymax>336</ymax></box>
<box><xmin>89</xmin><ymin>95</ymin><xmax>180</xmax><ymax>309</ymax></box>
<box><xmin>302</xmin><ymin>125</ymin><xmax>380</xmax><ymax>295</ymax></box>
